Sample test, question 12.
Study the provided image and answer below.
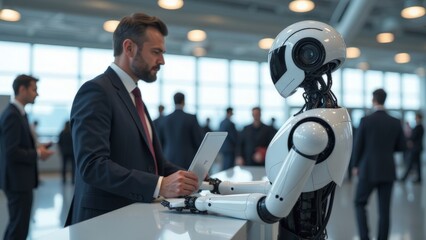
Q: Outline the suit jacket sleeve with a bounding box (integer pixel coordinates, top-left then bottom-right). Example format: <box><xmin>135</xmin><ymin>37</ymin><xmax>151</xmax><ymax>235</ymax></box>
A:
<box><xmin>351</xmin><ymin>118</ymin><xmax>365</xmax><ymax>168</ymax></box>
<box><xmin>394</xmin><ymin>122</ymin><xmax>406</xmax><ymax>152</ymax></box>
<box><xmin>190</xmin><ymin>115</ymin><xmax>203</xmax><ymax>149</ymax></box>
<box><xmin>1</xmin><ymin>108</ymin><xmax>37</xmax><ymax>165</ymax></box>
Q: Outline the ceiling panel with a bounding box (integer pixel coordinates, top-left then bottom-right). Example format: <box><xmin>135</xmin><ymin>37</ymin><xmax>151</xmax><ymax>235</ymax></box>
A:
<box><xmin>1</xmin><ymin>0</ymin><xmax>426</xmax><ymax>73</ymax></box>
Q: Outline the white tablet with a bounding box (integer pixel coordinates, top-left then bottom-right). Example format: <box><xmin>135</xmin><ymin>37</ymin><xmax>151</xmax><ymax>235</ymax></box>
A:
<box><xmin>188</xmin><ymin>131</ymin><xmax>228</xmax><ymax>188</ymax></box>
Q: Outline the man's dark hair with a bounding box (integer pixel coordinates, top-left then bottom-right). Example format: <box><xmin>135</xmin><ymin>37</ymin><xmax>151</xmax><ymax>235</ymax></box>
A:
<box><xmin>113</xmin><ymin>12</ymin><xmax>168</xmax><ymax>56</ymax></box>
<box><xmin>416</xmin><ymin>111</ymin><xmax>423</xmax><ymax>120</ymax></box>
<box><xmin>226</xmin><ymin>107</ymin><xmax>233</xmax><ymax>114</ymax></box>
<box><xmin>372</xmin><ymin>88</ymin><xmax>387</xmax><ymax>105</ymax></box>
<box><xmin>174</xmin><ymin>92</ymin><xmax>185</xmax><ymax>105</ymax></box>
<box><xmin>12</xmin><ymin>74</ymin><xmax>38</xmax><ymax>96</ymax></box>
<box><xmin>252</xmin><ymin>106</ymin><xmax>261</xmax><ymax>112</ymax></box>
<box><xmin>158</xmin><ymin>104</ymin><xmax>165</xmax><ymax>112</ymax></box>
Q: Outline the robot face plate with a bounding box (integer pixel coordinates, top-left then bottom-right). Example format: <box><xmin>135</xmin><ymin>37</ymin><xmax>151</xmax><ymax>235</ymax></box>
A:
<box><xmin>268</xmin><ymin>21</ymin><xmax>346</xmax><ymax>98</ymax></box>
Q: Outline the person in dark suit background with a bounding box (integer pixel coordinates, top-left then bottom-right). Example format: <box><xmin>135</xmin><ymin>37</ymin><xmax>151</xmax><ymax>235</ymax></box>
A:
<box><xmin>352</xmin><ymin>88</ymin><xmax>406</xmax><ymax>240</ymax></box>
<box><xmin>65</xmin><ymin>13</ymin><xmax>198</xmax><ymax>226</ymax></box>
<box><xmin>58</xmin><ymin>120</ymin><xmax>75</xmax><ymax>184</ymax></box>
<box><xmin>269</xmin><ymin>117</ymin><xmax>278</xmax><ymax>134</ymax></box>
<box><xmin>153</xmin><ymin>104</ymin><xmax>165</xmax><ymax>131</ymax></box>
<box><xmin>201</xmin><ymin>117</ymin><xmax>213</xmax><ymax>135</ymax></box>
<box><xmin>400</xmin><ymin>112</ymin><xmax>423</xmax><ymax>183</ymax></box>
<box><xmin>158</xmin><ymin>92</ymin><xmax>203</xmax><ymax>169</ymax></box>
<box><xmin>219</xmin><ymin>107</ymin><xmax>238</xmax><ymax>170</ymax></box>
<box><xmin>236</xmin><ymin>107</ymin><xmax>274</xmax><ymax>166</ymax></box>
<box><xmin>0</xmin><ymin>74</ymin><xmax>54</xmax><ymax>240</ymax></box>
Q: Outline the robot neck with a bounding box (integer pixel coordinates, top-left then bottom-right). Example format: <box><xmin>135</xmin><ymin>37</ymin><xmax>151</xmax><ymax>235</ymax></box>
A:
<box><xmin>300</xmin><ymin>68</ymin><xmax>339</xmax><ymax>112</ymax></box>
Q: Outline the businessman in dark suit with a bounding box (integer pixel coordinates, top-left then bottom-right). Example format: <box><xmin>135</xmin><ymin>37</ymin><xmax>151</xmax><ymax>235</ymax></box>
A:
<box><xmin>352</xmin><ymin>88</ymin><xmax>406</xmax><ymax>240</ymax></box>
<box><xmin>158</xmin><ymin>92</ymin><xmax>203</xmax><ymax>169</ymax></box>
<box><xmin>65</xmin><ymin>13</ymin><xmax>198</xmax><ymax>226</ymax></box>
<box><xmin>153</xmin><ymin>104</ymin><xmax>165</xmax><ymax>131</ymax></box>
<box><xmin>0</xmin><ymin>74</ymin><xmax>54</xmax><ymax>240</ymax></box>
<box><xmin>401</xmin><ymin>112</ymin><xmax>423</xmax><ymax>183</ymax></box>
<box><xmin>219</xmin><ymin>107</ymin><xmax>238</xmax><ymax>170</ymax></box>
<box><xmin>236</xmin><ymin>107</ymin><xmax>274</xmax><ymax>166</ymax></box>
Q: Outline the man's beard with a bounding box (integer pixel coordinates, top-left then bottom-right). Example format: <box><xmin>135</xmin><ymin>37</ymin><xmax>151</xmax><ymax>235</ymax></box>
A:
<box><xmin>132</xmin><ymin>64</ymin><xmax>157</xmax><ymax>83</ymax></box>
<box><xmin>131</xmin><ymin>50</ymin><xmax>158</xmax><ymax>83</ymax></box>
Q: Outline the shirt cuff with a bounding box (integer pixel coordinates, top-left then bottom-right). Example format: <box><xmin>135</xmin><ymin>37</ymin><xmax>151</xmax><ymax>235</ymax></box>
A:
<box><xmin>153</xmin><ymin>176</ymin><xmax>163</xmax><ymax>198</ymax></box>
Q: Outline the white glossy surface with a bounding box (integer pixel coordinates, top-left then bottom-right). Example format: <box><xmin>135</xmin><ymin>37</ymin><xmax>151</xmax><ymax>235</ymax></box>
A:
<box><xmin>36</xmin><ymin>202</ymin><xmax>247</xmax><ymax>240</ymax></box>
<box><xmin>3</xmin><ymin>165</ymin><xmax>422</xmax><ymax>240</ymax></box>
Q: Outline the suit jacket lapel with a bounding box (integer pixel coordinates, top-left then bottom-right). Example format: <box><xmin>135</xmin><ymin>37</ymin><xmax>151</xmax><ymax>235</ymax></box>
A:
<box><xmin>10</xmin><ymin>104</ymin><xmax>35</xmax><ymax>148</ymax></box>
<box><xmin>105</xmin><ymin>67</ymin><xmax>151</xmax><ymax>149</ymax></box>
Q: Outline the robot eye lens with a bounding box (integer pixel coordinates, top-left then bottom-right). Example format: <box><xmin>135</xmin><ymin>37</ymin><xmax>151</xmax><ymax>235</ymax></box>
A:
<box><xmin>300</xmin><ymin>44</ymin><xmax>320</xmax><ymax>65</ymax></box>
<box><xmin>293</xmin><ymin>37</ymin><xmax>325</xmax><ymax>72</ymax></box>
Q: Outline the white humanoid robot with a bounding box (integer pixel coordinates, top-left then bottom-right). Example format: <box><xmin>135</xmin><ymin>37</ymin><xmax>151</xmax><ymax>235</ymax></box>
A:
<box><xmin>162</xmin><ymin>20</ymin><xmax>352</xmax><ymax>239</ymax></box>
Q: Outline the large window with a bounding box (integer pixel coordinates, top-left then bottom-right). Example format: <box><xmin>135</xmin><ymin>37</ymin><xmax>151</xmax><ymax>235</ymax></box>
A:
<box><xmin>80</xmin><ymin>48</ymin><xmax>113</xmax><ymax>82</ymax></box>
<box><xmin>401</xmin><ymin>73</ymin><xmax>420</xmax><ymax>109</ymax></box>
<box><xmin>260</xmin><ymin>63</ymin><xmax>285</xmax><ymax>126</ymax></box>
<box><xmin>0</xmin><ymin>41</ymin><xmax>31</xmax><ymax>96</ymax></box>
<box><xmin>161</xmin><ymin>54</ymin><xmax>196</xmax><ymax>113</ymax></box>
<box><xmin>384</xmin><ymin>72</ymin><xmax>401</xmax><ymax>109</ymax></box>
<box><xmin>197</xmin><ymin>57</ymin><xmax>229</xmax><ymax>129</ymax></box>
<box><xmin>342</xmin><ymin>68</ymin><xmax>363</xmax><ymax>107</ymax></box>
<box><xmin>0</xmin><ymin>41</ymin><xmax>422</xmax><ymax>138</ymax></box>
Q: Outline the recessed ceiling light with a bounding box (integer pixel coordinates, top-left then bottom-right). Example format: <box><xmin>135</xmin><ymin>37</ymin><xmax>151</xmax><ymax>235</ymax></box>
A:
<box><xmin>192</xmin><ymin>47</ymin><xmax>206</xmax><ymax>57</ymax></box>
<box><xmin>0</xmin><ymin>9</ymin><xmax>21</xmax><ymax>22</ymax></box>
<box><xmin>258</xmin><ymin>38</ymin><xmax>274</xmax><ymax>50</ymax></box>
<box><xmin>357</xmin><ymin>62</ymin><xmax>369</xmax><ymax>71</ymax></box>
<box><xmin>401</xmin><ymin>0</ymin><xmax>425</xmax><ymax>19</ymax></box>
<box><xmin>346</xmin><ymin>47</ymin><xmax>361</xmax><ymax>58</ymax></box>
<box><xmin>376</xmin><ymin>32</ymin><xmax>394</xmax><ymax>43</ymax></box>
<box><xmin>158</xmin><ymin>0</ymin><xmax>184</xmax><ymax>10</ymax></box>
<box><xmin>289</xmin><ymin>0</ymin><xmax>315</xmax><ymax>13</ymax></box>
<box><xmin>103</xmin><ymin>20</ymin><xmax>120</xmax><ymax>33</ymax></box>
<box><xmin>187</xmin><ymin>30</ymin><xmax>206</xmax><ymax>42</ymax></box>
<box><xmin>394</xmin><ymin>53</ymin><xmax>410</xmax><ymax>64</ymax></box>
<box><xmin>415</xmin><ymin>67</ymin><xmax>425</xmax><ymax>76</ymax></box>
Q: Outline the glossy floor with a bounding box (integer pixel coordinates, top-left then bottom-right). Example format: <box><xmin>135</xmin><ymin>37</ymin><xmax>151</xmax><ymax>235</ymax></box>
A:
<box><xmin>0</xmin><ymin>171</ymin><xmax>424</xmax><ymax>240</ymax></box>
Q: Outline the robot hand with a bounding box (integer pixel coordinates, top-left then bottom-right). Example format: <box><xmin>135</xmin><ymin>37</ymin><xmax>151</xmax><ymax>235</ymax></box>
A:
<box><xmin>161</xmin><ymin>196</ymin><xmax>205</xmax><ymax>214</ymax></box>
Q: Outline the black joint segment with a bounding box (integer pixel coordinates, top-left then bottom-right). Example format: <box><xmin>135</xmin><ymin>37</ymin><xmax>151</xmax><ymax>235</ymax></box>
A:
<box><xmin>257</xmin><ymin>196</ymin><xmax>281</xmax><ymax>224</ymax></box>
<box><xmin>208</xmin><ymin>178</ymin><xmax>222</xmax><ymax>194</ymax></box>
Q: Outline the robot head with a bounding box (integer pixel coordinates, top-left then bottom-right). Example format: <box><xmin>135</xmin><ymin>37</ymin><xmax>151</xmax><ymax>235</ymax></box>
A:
<box><xmin>268</xmin><ymin>20</ymin><xmax>346</xmax><ymax>98</ymax></box>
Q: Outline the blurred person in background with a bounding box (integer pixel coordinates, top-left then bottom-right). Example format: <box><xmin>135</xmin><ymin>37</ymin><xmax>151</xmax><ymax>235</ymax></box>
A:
<box><xmin>219</xmin><ymin>107</ymin><xmax>238</xmax><ymax>170</ymax></box>
<box><xmin>352</xmin><ymin>88</ymin><xmax>406</xmax><ymax>240</ymax></box>
<box><xmin>236</xmin><ymin>107</ymin><xmax>274</xmax><ymax>166</ymax></box>
<box><xmin>158</xmin><ymin>92</ymin><xmax>203</xmax><ymax>169</ymax></box>
<box><xmin>58</xmin><ymin>120</ymin><xmax>75</xmax><ymax>184</ymax></box>
<box><xmin>400</xmin><ymin>112</ymin><xmax>423</xmax><ymax>183</ymax></box>
<box><xmin>0</xmin><ymin>74</ymin><xmax>54</xmax><ymax>240</ymax></box>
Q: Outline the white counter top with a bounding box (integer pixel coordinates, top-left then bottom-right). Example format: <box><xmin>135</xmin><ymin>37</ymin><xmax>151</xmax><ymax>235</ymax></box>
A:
<box><xmin>36</xmin><ymin>166</ymin><xmax>271</xmax><ymax>240</ymax></box>
<box><xmin>36</xmin><ymin>201</ymin><xmax>247</xmax><ymax>240</ymax></box>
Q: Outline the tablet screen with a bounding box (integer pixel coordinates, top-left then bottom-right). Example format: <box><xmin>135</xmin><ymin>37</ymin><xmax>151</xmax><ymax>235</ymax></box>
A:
<box><xmin>188</xmin><ymin>132</ymin><xmax>228</xmax><ymax>188</ymax></box>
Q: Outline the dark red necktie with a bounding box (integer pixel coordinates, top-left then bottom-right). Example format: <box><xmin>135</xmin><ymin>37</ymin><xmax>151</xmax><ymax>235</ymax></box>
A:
<box><xmin>132</xmin><ymin>87</ymin><xmax>158</xmax><ymax>175</ymax></box>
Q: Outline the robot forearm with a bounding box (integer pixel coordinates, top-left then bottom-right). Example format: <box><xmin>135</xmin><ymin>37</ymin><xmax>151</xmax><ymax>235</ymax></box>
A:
<box><xmin>161</xmin><ymin>193</ymin><xmax>272</xmax><ymax>223</ymax></box>
<box><xmin>200</xmin><ymin>178</ymin><xmax>271</xmax><ymax>195</ymax></box>
<box><xmin>194</xmin><ymin>193</ymin><xmax>267</xmax><ymax>222</ymax></box>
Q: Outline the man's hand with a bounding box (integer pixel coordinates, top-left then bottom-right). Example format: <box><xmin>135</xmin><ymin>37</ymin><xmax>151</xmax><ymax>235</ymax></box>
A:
<box><xmin>160</xmin><ymin>170</ymin><xmax>198</xmax><ymax>198</ymax></box>
<box><xmin>235</xmin><ymin>156</ymin><xmax>244</xmax><ymax>166</ymax></box>
<box><xmin>37</xmin><ymin>145</ymin><xmax>54</xmax><ymax>161</ymax></box>
<box><xmin>253</xmin><ymin>147</ymin><xmax>266</xmax><ymax>163</ymax></box>
<box><xmin>352</xmin><ymin>167</ymin><xmax>359</xmax><ymax>177</ymax></box>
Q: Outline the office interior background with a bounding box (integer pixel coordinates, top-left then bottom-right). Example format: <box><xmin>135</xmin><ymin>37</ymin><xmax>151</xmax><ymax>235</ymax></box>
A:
<box><xmin>0</xmin><ymin>0</ymin><xmax>425</xmax><ymax>137</ymax></box>
<box><xmin>0</xmin><ymin>0</ymin><xmax>425</xmax><ymax>239</ymax></box>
